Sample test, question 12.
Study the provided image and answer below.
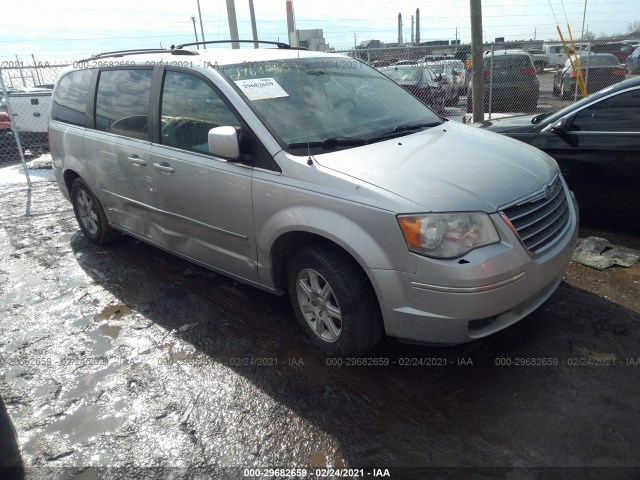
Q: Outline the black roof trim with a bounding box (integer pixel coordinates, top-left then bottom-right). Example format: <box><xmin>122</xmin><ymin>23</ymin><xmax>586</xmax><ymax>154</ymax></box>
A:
<box><xmin>172</xmin><ymin>40</ymin><xmax>307</xmax><ymax>50</ymax></box>
<box><xmin>78</xmin><ymin>48</ymin><xmax>198</xmax><ymax>62</ymax></box>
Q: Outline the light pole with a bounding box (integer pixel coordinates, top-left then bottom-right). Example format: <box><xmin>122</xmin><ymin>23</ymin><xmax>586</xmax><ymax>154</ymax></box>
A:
<box><xmin>191</xmin><ymin>16</ymin><xmax>200</xmax><ymax>48</ymax></box>
<box><xmin>197</xmin><ymin>0</ymin><xmax>206</xmax><ymax>49</ymax></box>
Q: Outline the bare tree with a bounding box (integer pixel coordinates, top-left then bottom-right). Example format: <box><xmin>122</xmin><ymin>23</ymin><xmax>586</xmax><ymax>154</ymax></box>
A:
<box><xmin>628</xmin><ymin>21</ymin><xmax>640</xmax><ymax>34</ymax></box>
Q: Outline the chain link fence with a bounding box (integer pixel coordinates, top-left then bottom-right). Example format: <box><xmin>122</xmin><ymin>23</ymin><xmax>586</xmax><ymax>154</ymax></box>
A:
<box><xmin>2</xmin><ymin>43</ymin><xmax>637</xmax><ymax>187</ymax></box>
<box><xmin>336</xmin><ymin>40</ymin><xmax>637</xmax><ymax>122</ymax></box>
<box><xmin>1</xmin><ymin>64</ymin><xmax>68</xmax><ymax>186</ymax></box>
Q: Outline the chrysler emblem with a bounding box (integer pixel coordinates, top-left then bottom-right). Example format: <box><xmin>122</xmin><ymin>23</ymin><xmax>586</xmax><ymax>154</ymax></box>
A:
<box><xmin>545</xmin><ymin>185</ymin><xmax>553</xmax><ymax>200</ymax></box>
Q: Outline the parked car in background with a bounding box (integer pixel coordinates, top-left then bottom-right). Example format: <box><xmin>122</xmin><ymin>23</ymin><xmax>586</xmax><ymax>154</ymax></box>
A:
<box><xmin>1</xmin><ymin>102</ymin><xmax>17</xmax><ymax>157</ymax></box>
<box><xmin>391</xmin><ymin>59</ymin><xmax>420</xmax><ymax>66</ymax></box>
<box><xmin>591</xmin><ymin>42</ymin><xmax>636</xmax><ymax>64</ymax></box>
<box><xmin>438</xmin><ymin>59</ymin><xmax>469</xmax><ymax>93</ymax></box>
<box><xmin>467</xmin><ymin>50</ymin><xmax>539</xmax><ymax>113</ymax></box>
<box><xmin>379</xmin><ymin>64</ymin><xmax>446</xmax><ymax>114</ymax></box>
<box><xmin>553</xmin><ymin>53</ymin><xmax>625</xmax><ymax>98</ymax></box>
<box><xmin>0</xmin><ymin>110</ymin><xmax>10</xmax><ymax>131</ymax></box>
<box><xmin>1</xmin><ymin>87</ymin><xmax>52</xmax><ymax>154</ymax></box>
<box><xmin>544</xmin><ymin>44</ymin><xmax>575</xmax><ymax>68</ymax></box>
<box><xmin>474</xmin><ymin>76</ymin><xmax>640</xmax><ymax>225</ymax></box>
<box><xmin>425</xmin><ymin>62</ymin><xmax>460</xmax><ymax>105</ymax></box>
<box><xmin>626</xmin><ymin>46</ymin><xmax>640</xmax><ymax>74</ymax></box>
<box><xmin>526</xmin><ymin>48</ymin><xmax>550</xmax><ymax>73</ymax></box>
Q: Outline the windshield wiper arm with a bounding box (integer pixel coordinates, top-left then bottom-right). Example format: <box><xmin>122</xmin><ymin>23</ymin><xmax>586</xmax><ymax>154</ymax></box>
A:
<box><xmin>367</xmin><ymin>122</ymin><xmax>442</xmax><ymax>143</ymax></box>
<box><xmin>287</xmin><ymin>136</ymin><xmax>367</xmax><ymax>149</ymax></box>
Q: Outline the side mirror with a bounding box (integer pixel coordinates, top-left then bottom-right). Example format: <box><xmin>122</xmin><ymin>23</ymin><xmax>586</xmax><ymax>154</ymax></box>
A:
<box><xmin>550</xmin><ymin>117</ymin><xmax>569</xmax><ymax>134</ymax></box>
<box><xmin>550</xmin><ymin>116</ymin><xmax>578</xmax><ymax>147</ymax></box>
<box><xmin>208</xmin><ymin>126</ymin><xmax>240</xmax><ymax>160</ymax></box>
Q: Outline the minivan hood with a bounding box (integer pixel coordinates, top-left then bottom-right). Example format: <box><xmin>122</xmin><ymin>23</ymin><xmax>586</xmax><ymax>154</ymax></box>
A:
<box><xmin>313</xmin><ymin>122</ymin><xmax>558</xmax><ymax>213</ymax></box>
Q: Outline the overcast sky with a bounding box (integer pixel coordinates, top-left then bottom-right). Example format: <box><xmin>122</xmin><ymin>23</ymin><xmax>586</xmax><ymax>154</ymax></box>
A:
<box><xmin>1</xmin><ymin>0</ymin><xmax>637</xmax><ymax>62</ymax></box>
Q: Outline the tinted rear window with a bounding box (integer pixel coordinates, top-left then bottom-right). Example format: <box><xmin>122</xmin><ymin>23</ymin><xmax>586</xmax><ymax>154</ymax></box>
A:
<box><xmin>484</xmin><ymin>55</ymin><xmax>531</xmax><ymax>69</ymax></box>
<box><xmin>52</xmin><ymin>69</ymin><xmax>92</xmax><ymax>127</ymax></box>
<box><xmin>576</xmin><ymin>55</ymin><xmax>620</xmax><ymax>67</ymax></box>
<box><xmin>95</xmin><ymin>69</ymin><xmax>153</xmax><ymax>140</ymax></box>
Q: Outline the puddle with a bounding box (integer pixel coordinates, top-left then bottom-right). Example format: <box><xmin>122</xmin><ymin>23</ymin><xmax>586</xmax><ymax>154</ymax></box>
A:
<box><xmin>93</xmin><ymin>304</ymin><xmax>134</xmax><ymax>322</ymax></box>
<box><xmin>99</xmin><ymin>324</ymin><xmax>121</xmax><ymax>340</ymax></box>
<box><xmin>60</xmin><ymin>362</ymin><xmax>119</xmax><ymax>402</ymax></box>
<box><xmin>43</xmin><ymin>401</ymin><xmax>127</xmax><ymax>444</ymax></box>
<box><xmin>169</xmin><ymin>350</ymin><xmax>194</xmax><ymax>363</ymax></box>
<box><xmin>86</xmin><ymin>328</ymin><xmax>113</xmax><ymax>356</ymax></box>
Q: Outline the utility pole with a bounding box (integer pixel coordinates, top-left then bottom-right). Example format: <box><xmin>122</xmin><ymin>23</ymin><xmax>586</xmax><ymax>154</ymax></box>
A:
<box><xmin>226</xmin><ymin>0</ymin><xmax>240</xmax><ymax>49</ymax></box>
<box><xmin>197</xmin><ymin>0</ymin><xmax>206</xmax><ymax>49</ymax></box>
<box><xmin>191</xmin><ymin>16</ymin><xmax>200</xmax><ymax>48</ymax></box>
<box><xmin>580</xmin><ymin>0</ymin><xmax>588</xmax><ymax>40</ymax></box>
<box><xmin>470</xmin><ymin>0</ymin><xmax>484</xmax><ymax>122</ymax></box>
<box><xmin>398</xmin><ymin>13</ymin><xmax>403</xmax><ymax>45</ymax></box>
<box><xmin>416</xmin><ymin>8</ymin><xmax>420</xmax><ymax>44</ymax></box>
<box><xmin>248</xmin><ymin>0</ymin><xmax>259</xmax><ymax>48</ymax></box>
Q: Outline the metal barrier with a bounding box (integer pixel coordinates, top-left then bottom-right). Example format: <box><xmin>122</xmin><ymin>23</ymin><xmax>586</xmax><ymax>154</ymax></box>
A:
<box><xmin>1</xmin><ymin>64</ymin><xmax>68</xmax><ymax>185</ymax></box>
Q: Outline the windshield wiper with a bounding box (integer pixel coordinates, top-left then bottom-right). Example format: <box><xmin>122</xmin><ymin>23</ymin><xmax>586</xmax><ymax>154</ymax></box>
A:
<box><xmin>531</xmin><ymin>111</ymin><xmax>555</xmax><ymax>124</ymax></box>
<box><xmin>367</xmin><ymin>122</ymin><xmax>442</xmax><ymax>143</ymax></box>
<box><xmin>287</xmin><ymin>136</ymin><xmax>367</xmax><ymax>149</ymax></box>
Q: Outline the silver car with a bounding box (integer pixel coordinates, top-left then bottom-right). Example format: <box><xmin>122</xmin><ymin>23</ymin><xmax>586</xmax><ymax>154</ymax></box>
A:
<box><xmin>50</xmin><ymin>44</ymin><xmax>578</xmax><ymax>356</ymax></box>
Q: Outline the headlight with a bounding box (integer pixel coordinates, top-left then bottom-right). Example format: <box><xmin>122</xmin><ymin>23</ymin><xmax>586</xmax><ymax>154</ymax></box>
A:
<box><xmin>397</xmin><ymin>213</ymin><xmax>500</xmax><ymax>259</ymax></box>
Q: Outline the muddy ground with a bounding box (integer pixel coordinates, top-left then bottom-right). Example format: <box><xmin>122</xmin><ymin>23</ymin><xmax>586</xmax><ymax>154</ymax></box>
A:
<box><xmin>0</xmin><ymin>180</ymin><xmax>639</xmax><ymax>479</ymax></box>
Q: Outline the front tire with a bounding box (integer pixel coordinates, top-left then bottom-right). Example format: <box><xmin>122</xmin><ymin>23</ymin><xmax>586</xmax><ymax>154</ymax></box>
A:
<box><xmin>287</xmin><ymin>246</ymin><xmax>383</xmax><ymax>356</ymax></box>
<box><xmin>71</xmin><ymin>178</ymin><xmax>120</xmax><ymax>244</ymax></box>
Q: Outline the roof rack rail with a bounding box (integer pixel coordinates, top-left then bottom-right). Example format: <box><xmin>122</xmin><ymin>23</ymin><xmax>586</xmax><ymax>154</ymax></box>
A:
<box><xmin>79</xmin><ymin>48</ymin><xmax>198</xmax><ymax>62</ymax></box>
<box><xmin>172</xmin><ymin>40</ymin><xmax>306</xmax><ymax>50</ymax></box>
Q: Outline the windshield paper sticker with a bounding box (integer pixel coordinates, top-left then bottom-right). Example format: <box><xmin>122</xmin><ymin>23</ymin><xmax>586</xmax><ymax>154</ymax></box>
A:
<box><xmin>235</xmin><ymin>78</ymin><xmax>289</xmax><ymax>101</ymax></box>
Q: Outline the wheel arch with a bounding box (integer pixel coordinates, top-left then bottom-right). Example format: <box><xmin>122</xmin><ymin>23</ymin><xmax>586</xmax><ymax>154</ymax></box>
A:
<box><xmin>270</xmin><ymin>231</ymin><xmax>379</xmax><ymax>299</ymax></box>
<box><xmin>63</xmin><ymin>168</ymin><xmax>81</xmax><ymax>195</ymax></box>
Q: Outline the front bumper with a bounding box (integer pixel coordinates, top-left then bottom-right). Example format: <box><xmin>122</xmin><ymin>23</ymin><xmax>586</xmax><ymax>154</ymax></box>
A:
<box><xmin>370</xmin><ymin>191</ymin><xmax>579</xmax><ymax>345</ymax></box>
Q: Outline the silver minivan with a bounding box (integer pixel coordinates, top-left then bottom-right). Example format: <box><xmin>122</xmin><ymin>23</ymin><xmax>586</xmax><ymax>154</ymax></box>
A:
<box><xmin>50</xmin><ymin>43</ymin><xmax>578</xmax><ymax>356</ymax></box>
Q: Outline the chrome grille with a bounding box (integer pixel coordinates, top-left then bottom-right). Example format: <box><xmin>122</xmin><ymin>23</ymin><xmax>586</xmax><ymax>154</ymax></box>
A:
<box><xmin>501</xmin><ymin>175</ymin><xmax>571</xmax><ymax>255</ymax></box>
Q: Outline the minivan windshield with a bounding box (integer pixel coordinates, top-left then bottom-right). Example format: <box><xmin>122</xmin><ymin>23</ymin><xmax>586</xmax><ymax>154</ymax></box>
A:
<box><xmin>218</xmin><ymin>57</ymin><xmax>442</xmax><ymax>152</ymax></box>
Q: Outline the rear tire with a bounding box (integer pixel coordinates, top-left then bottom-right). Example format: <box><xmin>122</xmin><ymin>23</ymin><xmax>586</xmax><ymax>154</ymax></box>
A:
<box><xmin>71</xmin><ymin>178</ymin><xmax>121</xmax><ymax>245</ymax></box>
<box><xmin>287</xmin><ymin>246</ymin><xmax>383</xmax><ymax>357</ymax></box>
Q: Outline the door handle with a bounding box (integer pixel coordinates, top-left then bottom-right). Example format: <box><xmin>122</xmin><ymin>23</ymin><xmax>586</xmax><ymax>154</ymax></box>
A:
<box><xmin>153</xmin><ymin>162</ymin><xmax>175</xmax><ymax>174</ymax></box>
<box><xmin>127</xmin><ymin>155</ymin><xmax>147</xmax><ymax>166</ymax></box>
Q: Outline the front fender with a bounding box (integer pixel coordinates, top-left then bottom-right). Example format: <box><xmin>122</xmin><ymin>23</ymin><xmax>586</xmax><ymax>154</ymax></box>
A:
<box><xmin>256</xmin><ymin>205</ymin><xmax>416</xmax><ymax>290</ymax></box>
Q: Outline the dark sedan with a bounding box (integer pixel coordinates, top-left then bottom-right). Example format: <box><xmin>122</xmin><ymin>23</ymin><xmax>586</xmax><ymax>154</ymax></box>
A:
<box><xmin>378</xmin><ymin>64</ymin><xmax>446</xmax><ymax>114</ymax></box>
<box><xmin>553</xmin><ymin>53</ymin><xmax>626</xmax><ymax>99</ymax></box>
<box><xmin>474</xmin><ymin>76</ymin><xmax>640</xmax><ymax>225</ymax></box>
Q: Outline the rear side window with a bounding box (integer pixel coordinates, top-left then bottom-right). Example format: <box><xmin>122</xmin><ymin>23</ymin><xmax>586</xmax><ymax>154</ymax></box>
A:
<box><xmin>52</xmin><ymin>69</ymin><xmax>92</xmax><ymax>126</ymax></box>
<box><xmin>95</xmin><ymin>69</ymin><xmax>153</xmax><ymax>140</ymax></box>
